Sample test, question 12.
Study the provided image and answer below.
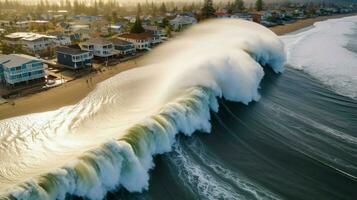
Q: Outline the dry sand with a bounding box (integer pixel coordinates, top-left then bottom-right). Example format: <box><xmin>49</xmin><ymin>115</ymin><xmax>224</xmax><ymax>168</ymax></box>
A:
<box><xmin>0</xmin><ymin>13</ymin><xmax>355</xmax><ymax>120</ymax></box>
<box><xmin>271</xmin><ymin>13</ymin><xmax>357</xmax><ymax>35</ymax></box>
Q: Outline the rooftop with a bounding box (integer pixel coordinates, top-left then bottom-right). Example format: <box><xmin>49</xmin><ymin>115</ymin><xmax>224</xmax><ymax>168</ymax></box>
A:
<box><xmin>0</xmin><ymin>54</ymin><xmax>40</xmax><ymax>68</ymax></box>
<box><xmin>56</xmin><ymin>46</ymin><xmax>90</xmax><ymax>55</ymax></box>
<box><xmin>119</xmin><ymin>32</ymin><xmax>154</xmax><ymax>40</ymax></box>
<box><xmin>81</xmin><ymin>38</ymin><xmax>112</xmax><ymax>45</ymax></box>
<box><xmin>5</xmin><ymin>32</ymin><xmax>55</xmax><ymax>41</ymax></box>
<box><xmin>111</xmin><ymin>38</ymin><xmax>134</xmax><ymax>46</ymax></box>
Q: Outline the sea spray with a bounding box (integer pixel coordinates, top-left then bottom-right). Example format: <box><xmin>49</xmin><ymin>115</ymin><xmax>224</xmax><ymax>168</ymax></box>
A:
<box><xmin>0</xmin><ymin>19</ymin><xmax>285</xmax><ymax>199</ymax></box>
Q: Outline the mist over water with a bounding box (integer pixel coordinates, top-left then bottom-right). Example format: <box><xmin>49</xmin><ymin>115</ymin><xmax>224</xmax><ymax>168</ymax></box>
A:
<box><xmin>0</xmin><ymin>19</ymin><xmax>285</xmax><ymax>200</ymax></box>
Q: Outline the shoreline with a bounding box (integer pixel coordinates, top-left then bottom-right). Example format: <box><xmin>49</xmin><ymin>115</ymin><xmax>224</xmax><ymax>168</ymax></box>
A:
<box><xmin>271</xmin><ymin>13</ymin><xmax>357</xmax><ymax>35</ymax></box>
<box><xmin>0</xmin><ymin>13</ymin><xmax>355</xmax><ymax>120</ymax></box>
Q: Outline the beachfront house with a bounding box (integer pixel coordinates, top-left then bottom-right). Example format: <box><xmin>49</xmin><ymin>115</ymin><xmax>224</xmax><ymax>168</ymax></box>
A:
<box><xmin>4</xmin><ymin>32</ymin><xmax>56</xmax><ymax>53</ymax></box>
<box><xmin>170</xmin><ymin>15</ymin><xmax>197</xmax><ymax>31</ymax></box>
<box><xmin>56</xmin><ymin>46</ymin><xmax>93</xmax><ymax>69</ymax></box>
<box><xmin>0</xmin><ymin>54</ymin><xmax>46</xmax><ymax>86</ymax></box>
<box><xmin>0</xmin><ymin>20</ymin><xmax>11</xmax><ymax>29</ymax></box>
<box><xmin>109</xmin><ymin>24</ymin><xmax>123</xmax><ymax>34</ymax></box>
<box><xmin>111</xmin><ymin>39</ymin><xmax>136</xmax><ymax>56</ymax></box>
<box><xmin>118</xmin><ymin>33</ymin><xmax>155</xmax><ymax>50</ymax></box>
<box><xmin>48</xmin><ymin>32</ymin><xmax>72</xmax><ymax>46</ymax></box>
<box><xmin>79</xmin><ymin>38</ymin><xmax>115</xmax><ymax>58</ymax></box>
<box><xmin>69</xmin><ymin>24</ymin><xmax>91</xmax><ymax>40</ymax></box>
<box><xmin>14</xmin><ymin>21</ymin><xmax>29</xmax><ymax>31</ymax></box>
<box><xmin>143</xmin><ymin>25</ymin><xmax>165</xmax><ymax>37</ymax></box>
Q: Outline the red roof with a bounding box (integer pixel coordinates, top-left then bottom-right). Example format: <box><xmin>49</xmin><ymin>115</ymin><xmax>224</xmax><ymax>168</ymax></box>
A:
<box><xmin>119</xmin><ymin>32</ymin><xmax>154</xmax><ymax>40</ymax></box>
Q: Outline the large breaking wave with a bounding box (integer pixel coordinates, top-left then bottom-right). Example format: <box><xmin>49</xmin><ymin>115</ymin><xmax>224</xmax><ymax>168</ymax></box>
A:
<box><xmin>0</xmin><ymin>19</ymin><xmax>285</xmax><ymax>200</ymax></box>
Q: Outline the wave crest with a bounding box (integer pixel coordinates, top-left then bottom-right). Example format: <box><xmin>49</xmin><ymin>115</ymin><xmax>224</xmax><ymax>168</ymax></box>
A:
<box><xmin>0</xmin><ymin>19</ymin><xmax>285</xmax><ymax>199</ymax></box>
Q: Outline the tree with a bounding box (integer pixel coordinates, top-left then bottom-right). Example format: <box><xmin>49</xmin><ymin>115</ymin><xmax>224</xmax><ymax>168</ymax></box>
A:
<box><xmin>235</xmin><ymin>0</ymin><xmax>245</xmax><ymax>12</ymax></box>
<box><xmin>130</xmin><ymin>15</ymin><xmax>145</xmax><ymax>34</ymax></box>
<box><xmin>159</xmin><ymin>3</ymin><xmax>167</xmax><ymax>15</ymax></box>
<box><xmin>137</xmin><ymin>3</ymin><xmax>142</xmax><ymax>15</ymax></box>
<box><xmin>201</xmin><ymin>0</ymin><xmax>216</xmax><ymax>20</ymax></box>
<box><xmin>73</xmin><ymin>0</ymin><xmax>80</xmax><ymax>14</ymax></box>
<box><xmin>161</xmin><ymin>17</ymin><xmax>169</xmax><ymax>28</ymax></box>
<box><xmin>165</xmin><ymin>26</ymin><xmax>172</xmax><ymax>38</ymax></box>
<box><xmin>151</xmin><ymin>2</ymin><xmax>157</xmax><ymax>16</ymax></box>
<box><xmin>91</xmin><ymin>0</ymin><xmax>99</xmax><ymax>16</ymax></box>
<box><xmin>0</xmin><ymin>42</ymin><xmax>26</xmax><ymax>54</ymax></box>
<box><xmin>255</xmin><ymin>0</ymin><xmax>264</xmax><ymax>11</ymax></box>
<box><xmin>112</xmin><ymin>11</ymin><xmax>118</xmax><ymax>23</ymax></box>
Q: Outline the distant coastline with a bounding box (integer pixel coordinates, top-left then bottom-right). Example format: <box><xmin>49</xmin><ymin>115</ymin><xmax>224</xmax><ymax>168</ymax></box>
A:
<box><xmin>0</xmin><ymin>13</ymin><xmax>355</xmax><ymax>120</ymax></box>
<box><xmin>271</xmin><ymin>13</ymin><xmax>357</xmax><ymax>35</ymax></box>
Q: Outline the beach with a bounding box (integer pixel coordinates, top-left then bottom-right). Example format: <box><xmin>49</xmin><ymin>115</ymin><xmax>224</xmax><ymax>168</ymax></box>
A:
<box><xmin>0</xmin><ymin>13</ymin><xmax>355</xmax><ymax>120</ymax></box>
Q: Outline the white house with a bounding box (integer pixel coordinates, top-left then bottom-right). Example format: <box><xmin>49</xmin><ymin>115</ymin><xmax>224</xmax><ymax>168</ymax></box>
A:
<box><xmin>118</xmin><ymin>33</ymin><xmax>155</xmax><ymax>50</ymax></box>
<box><xmin>69</xmin><ymin>24</ymin><xmax>91</xmax><ymax>40</ymax></box>
<box><xmin>109</xmin><ymin>24</ymin><xmax>123</xmax><ymax>34</ymax></box>
<box><xmin>143</xmin><ymin>25</ymin><xmax>166</xmax><ymax>37</ymax></box>
<box><xmin>49</xmin><ymin>32</ymin><xmax>72</xmax><ymax>46</ymax></box>
<box><xmin>0</xmin><ymin>20</ymin><xmax>11</xmax><ymax>28</ymax></box>
<box><xmin>21</xmin><ymin>35</ymin><xmax>56</xmax><ymax>53</ymax></box>
<box><xmin>53</xmin><ymin>35</ymin><xmax>71</xmax><ymax>46</ymax></box>
<box><xmin>14</xmin><ymin>21</ymin><xmax>29</xmax><ymax>30</ymax></box>
<box><xmin>4</xmin><ymin>32</ymin><xmax>56</xmax><ymax>53</ymax></box>
<box><xmin>170</xmin><ymin>15</ymin><xmax>197</xmax><ymax>31</ymax></box>
<box><xmin>0</xmin><ymin>54</ymin><xmax>46</xmax><ymax>85</ymax></box>
<box><xmin>79</xmin><ymin>38</ymin><xmax>116</xmax><ymax>58</ymax></box>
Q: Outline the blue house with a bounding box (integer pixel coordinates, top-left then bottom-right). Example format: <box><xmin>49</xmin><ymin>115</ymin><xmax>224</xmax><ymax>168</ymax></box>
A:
<box><xmin>56</xmin><ymin>46</ymin><xmax>93</xmax><ymax>69</ymax></box>
<box><xmin>0</xmin><ymin>54</ymin><xmax>45</xmax><ymax>86</ymax></box>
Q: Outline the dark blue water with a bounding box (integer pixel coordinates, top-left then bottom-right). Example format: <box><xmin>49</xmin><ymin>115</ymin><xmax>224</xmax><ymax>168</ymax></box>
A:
<box><xmin>105</xmin><ymin>68</ymin><xmax>357</xmax><ymax>200</ymax></box>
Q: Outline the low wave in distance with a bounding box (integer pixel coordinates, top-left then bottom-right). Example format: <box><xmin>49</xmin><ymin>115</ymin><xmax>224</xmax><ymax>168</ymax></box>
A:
<box><xmin>282</xmin><ymin>15</ymin><xmax>357</xmax><ymax>99</ymax></box>
<box><xmin>0</xmin><ymin>19</ymin><xmax>285</xmax><ymax>200</ymax></box>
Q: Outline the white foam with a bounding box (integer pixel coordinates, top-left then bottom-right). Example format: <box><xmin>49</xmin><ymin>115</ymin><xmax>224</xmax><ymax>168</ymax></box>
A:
<box><xmin>281</xmin><ymin>15</ymin><xmax>357</xmax><ymax>99</ymax></box>
<box><xmin>0</xmin><ymin>19</ymin><xmax>285</xmax><ymax>199</ymax></box>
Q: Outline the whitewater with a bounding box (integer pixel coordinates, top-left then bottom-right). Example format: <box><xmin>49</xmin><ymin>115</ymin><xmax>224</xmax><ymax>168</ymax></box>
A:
<box><xmin>0</xmin><ymin>19</ymin><xmax>285</xmax><ymax>200</ymax></box>
<box><xmin>282</xmin><ymin>15</ymin><xmax>357</xmax><ymax>99</ymax></box>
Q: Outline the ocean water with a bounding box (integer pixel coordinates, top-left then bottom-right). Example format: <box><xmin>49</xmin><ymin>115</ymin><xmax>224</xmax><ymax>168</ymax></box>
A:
<box><xmin>112</xmin><ymin>67</ymin><xmax>357</xmax><ymax>200</ymax></box>
<box><xmin>0</xmin><ymin>17</ymin><xmax>356</xmax><ymax>200</ymax></box>
<box><xmin>282</xmin><ymin>16</ymin><xmax>357</xmax><ymax>99</ymax></box>
<box><xmin>108</xmin><ymin>16</ymin><xmax>357</xmax><ymax>200</ymax></box>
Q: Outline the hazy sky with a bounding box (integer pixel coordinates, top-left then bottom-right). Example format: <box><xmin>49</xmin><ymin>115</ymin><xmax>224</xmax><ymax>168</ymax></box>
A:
<box><xmin>9</xmin><ymin>0</ymin><xmax>356</xmax><ymax>5</ymax></box>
